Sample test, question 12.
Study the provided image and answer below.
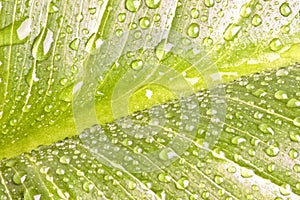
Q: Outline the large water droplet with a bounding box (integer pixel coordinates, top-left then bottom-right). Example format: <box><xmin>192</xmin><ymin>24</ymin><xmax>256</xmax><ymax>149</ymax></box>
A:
<box><xmin>279</xmin><ymin>2</ymin><xmax>292</xmax><ymax>17</ymax></box>
<box><xmin>223</xmin><ymin>24</ymin><xmax>241</xmax><ymax>41</ymax></box>
<box><xmin>32</xmin><ymin>28</ymin><xmax>54</xmax><ymax>61</ymax></box>
<box><xmin>293</xmin><ymin>117</ymin><xmax>300</xmax><ymax>127</ymax></box>
<box><xmin>69</xmin><ymin>38</ymin><xmax>80</xmax><ymax>50</ymax></box>
<box><xmin>145</xmin><ymin>0</ymin><xmax>160</xmax><ymax>9</ymax></box>
<box><xmin>139</xmin><ymin>17</ymin><xmax>150</xmax><ymax>29</ymax></box>
<box><xmin>240</xmin><ymin>3</ymin><xmax>252</xmax><ymax>18</ymax></box>
<box><xmin>187</xmin><ymin>23</ymin><xmax>200</xmax><ymax>38</ymax></box>
<box><xmin>204</xmin><ymin>0</ymin><xmax>215</xmax><ymax>8</ymax></box>
<box><xmin>159</xmin><ymin>148</ymin><xmax>177</xmax><ymax>161</ymax></box>
<box><xmin>125</xmin><ymin>0</ymin><xmax>142</xmax><ymax>12</ymax></box>
<box><xmin>264</xmin><ymin>145</ymin><xmax>279</xmax><ymax>157</ymax></box>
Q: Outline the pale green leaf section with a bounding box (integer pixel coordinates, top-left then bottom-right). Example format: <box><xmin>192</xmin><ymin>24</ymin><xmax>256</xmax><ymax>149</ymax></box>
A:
<box><xmin>0</xmin><ymin>64</ymin><xmax>300</xmax><ymax>199</ymax></box>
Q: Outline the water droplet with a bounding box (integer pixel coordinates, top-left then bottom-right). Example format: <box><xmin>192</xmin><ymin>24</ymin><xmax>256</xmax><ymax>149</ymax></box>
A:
<box><xmin>269</xmin><ymin>38</ymin><xmax>283</xmax><ymax>51</ymax></box>
<box><xmin>279</xmin><ymin>184</ymin><xmax>291</xmax><ymax>196</ymax></box>
<box><xmin>227</xmin><ymin>166</ymin><xmax>236</xmax><ymax>173</ymax></box>
<box><xmin>17</xmin><ymin>18</ymin><xmax>32</xmax><ymax>41</ymax></box>
<box><xmin>125</xmin><ymin>0</ymin><xmax>142</xmax><ymax>12</ymax></box>
<box><xmin>287</xmin><ymin>98</ymin><xmax>300</xmax><ymax>107</ymax></box>
<box><xmin>267</xmin><ymin>163</ymin><xmax>275</xmax><ymax>172</ymax></box>
<box><xmin>223</xmin><ymin>24</ymin><xmax>241</xmax><ymax>41</ymax></box>
<box><xmin>69</xmin><ymin>38</ymin><xmax>80</xmax><ymax>50</ymax></box>
<box><xmin>118</xmin><ymin>13</ymin><xmax>126</xmax><ymax>22</ymax></box>
<box><xmin>145</xmin><ymin>0</ymin><xmax>160</xmax><ymax>9</ymax></box>
<box><xmin>56</xmin><ymin>168</ymin><xmax>65</xmax><ymax>175</ymax></box>
<box><xmin>9</xmin><ymin>118</ymin><xmax>18</xmax><ymax>126</ymax></box>
<box><xmin>59</xmin><ymin>156</ymin><xmax>71</xmax><ymax>164</ymax></box>
<box><xmin>139</xmin><ymin>17</ymin><xmax>150</xmax><ymax>29</ymax></box>
<box><xmin>241</xmin><ymin>168</ymin><xmax>254</xmax><ymax>178</ymax></box>
<box><xmin>158</xmin><ymin>173</ymin><xmax>172</xmax><ymax>183</ymax></box>
<box><xmin>176</xmin><ymin>177</ymin><xmax>189</xmax><ymax>190</ymax></box>
<box><xmin>231</xmin><ymin>136</ymin><xmax>246</xmax><ymax>145</ymax></box>
<box><xmin>293</xmin><ymin>164</ymin><xmax>300</xmax><ymax>173</ymax></box>
<box><xmin>153</xmin><ymin>14</ymin><xmax>161</xmax><ymax>22</ymax></box>
<box><xmin>128</xmin><ymin>181</ymin><xmax>137</xmax><ymax>190</ymax></box>
<box><xmin>131</xmin><ymin>59</ymin><xmax>143</xmax><ymax>70</ymax></box>
<box><xmin>83</xmin><ymin>182</ymin><xmax>94</xmax><ymax>192</ymax></box>
<box><xmin>280</xmin><ymin>24</ymin><xmax>290</xmax><ymax>34</ymax></box>
<box><xmin>190</xmin><ymin>8</ymin><xmax>200</xmax><ymax>19</ymax></box>
<box><xmin>289</xmin><ymin>148</ymin><xmax>298</xmax><ymax>159</ymax></box>
<box><xmin>159</xmin><ymin>148</ymin><xmax>177</xmax><ymax>161</ymax></box>
<box><xmin>204</xmin><ymin>0</ymin><xmax>215</xmax><ymax>8</ymax></box>
<box><xmin>49</xmin><ymin>2</ymin><xmax>59</xmax><ymax>13</ymax></box>
<box><xmin>76</xmin><ymin>12</ymin><xmax>84</xmax><ymax>22</ymax></box>
<box><xmin>187</xmin><ymin>23</ymin><xmax>200</xmax><ymax>38</ymax></box>
<box><xmin>279</xmin><ymin>2</ymin><xmax>292</xmax><ymax>17</ymax></box>
<box><xmin>251</xmin><ymin>14</ymin><xmax>262</xmax><ymax>26</ymax></box>
<box><xmin>32</xmin><ymin>28</ymin><xmax>54</xmax><ymax>61</ymax></box>
<box><xmin>44</xmin><ymin>104</ymin><xmax>53</xmax><ymax>112</ymax></box>
<box><xmin>290</xmin><ymin>131</ymin><xmax>300</xmax><ymax>142</ymax></box>
<box><xmin>13</xmin><ymin>172</ymin><xmax>27</xmax><ymax>185</ymax></box>
<box><xmin>264</xmin><ymin>145</ymin><xmax>279</xmax><ymax>157</ymax></box>
<box><xmin>293</xmin><ymin>117</ymin><xmax>300</xmax><ymax>127</ymax></box>
<box><xmin>258</xmin><ymin>123</ymin><xmax>274</xmax><ymax>135</ymax></box>
<box><xmin>274</xmin><ymin>90</ymin><xmax>288</xmax><ymax>100</ymax></box>
<box><xmin>240</xmin><ymin>3</ymin><xmax>252</xmax><ymax>18</ymax></box>
<box><xmin>214</xmin><ymin>175</ymin><xmax>224</xmax><ymax>184</ymax></box>
<box><xmin>88</xmin><ymin>7</ymin><xmax>97</xmax><ymax>15</ymax></box>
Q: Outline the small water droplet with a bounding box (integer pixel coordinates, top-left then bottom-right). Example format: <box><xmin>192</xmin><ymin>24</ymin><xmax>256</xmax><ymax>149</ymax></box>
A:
<box><xmin>240</xmin><ymin>3</ymin><xmax>252</xmax><ymax>18</ymax></box>
<box><xmin>158</xmin><ymin>173</ymin><xmax>172</xmax><ymax>183</ymax></box>
<box><xmin>125</xmin><ymin>0</ymin><xmax>142</xmax><ymax>12</ymax></box>
<box><xmin>83</xmin><ymin>182</ymin><xmax>94</xmax><ymax>192</ymax></box>
<box><xmin>128</xmin><ymin>181</ymin><xmax>137</xmax><ymax>190</ymax></box>
<box><xmin>118</xmin><ymin>13</ymin><xmax>126</xmax><ymax>22</ymax></box>
<box><xmin>49</xmin><ymin>2</ymin><xmax>59</xmax><ymax>13</ymax></box>
<box><xmin>159</xmin><ymin>148</ymin><xmax>177</xmax><ymax>161</ymax></box>
<box><xmin>59</xmin><ymin>156</ymin><xmax>71</xmax><ymax>164</ymax></box>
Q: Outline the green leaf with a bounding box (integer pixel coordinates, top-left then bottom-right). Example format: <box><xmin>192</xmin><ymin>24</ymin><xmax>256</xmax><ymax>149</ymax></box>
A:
<box><xmin>1</xmin><ymin>64</ymin><xmax>300</xmax><ymax>199</ymax></box>
<box><xmin>0</xmin><ymin>0</ymin><xmax>300</xmax><ymax>199</ymax></box>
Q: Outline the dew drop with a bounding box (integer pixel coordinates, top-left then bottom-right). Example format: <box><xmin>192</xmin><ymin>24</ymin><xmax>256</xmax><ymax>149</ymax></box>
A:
<box><xmin>286</xmin><ymin>98</ymin><xmax>300</xmax><ymax>108</ymax></box>
<box><xmin>145</xmin><ymin>0</ymin><xmax>160</xmax><ymax>9</ymax></box>
<box><xmin>204</xmin><ymin>0</ymin><xmax>215</xmax><ymax>8</ymax></box>
<box><xmin>125</xmin><ymin>0</ymin><xmax>142</xmax><ymax>12</ymax></box>
<box><xmin>251</xmin><ymin>14</ymin><xmax>262</xmax><ymax>27</ymax></box>
<box><xmin>69</xmin><ymin>38</ymin><xmax>80</xmax><ymax>50</ymax></box>
<box><xmin>264</xmin><ymin>145</ymin><xmax>279</xmax><ymax>157</ymax></box>
<box><xmin>240</xmin><ymin>3</ymin><xmax>252</xmax><ymax>18</ymax></box>
<box><xmin>279</xmin><ymin>2</ymin><xmax>292</xmax><ymax>17</ymax></box>
<box><xmin>269</xmin><ymin>38</ymin><xmax>283</xmax><ymax>52</ymax></box>
<box><xmin>176</xmin><ymin>177</ymin><xmax>189</xmax><ymax>190</ymax></box>
<box><xmin>139</xmin><ymin>17</ymin><xmax>150</xmax><ymax>29</ymax></box>
<box><xmin>190</xmin><ymin>8</ymin><xmax>200</xmax><ymax>19</ymax></box>
<box><xmin>83</xmin><ymin>182</ymin><xmax>94</xmax><ymax>192</ymax></box>
<box><xmin>187</xmin><ymin>23</ymin><xmax>200</xmax><ymax>38</ymax></box>
<box><xmin>159</xmin><ymin>148</ymin><xmax>177</xmax><ymax>161</ymax></box>
<box><xmin>158</xmin><ymin>173</ymin><xmax>172</xmax><ymax>183</ymax></box>
<box><xmin>223</xmin><ymin>24</ymin><xmax>241</xmax><ymax>41</ymax></box>
<box><xmin>59</xmin><ymin>156</ymin><xmax>71</xmax><ymax>164</ymax></box>
<box><xmin>274</xmin><ymin>90</ymin><xmax>288</xmax><ymax>100</ymax></box>
<box><xmin>131</xmin><ymin>59</ymin><xmax>143</xmax><ymax>70</ymax></box>
<box><xmin>293</xmin><ymin>117</ymin><xmax>300</xmax><ymax>127</ymax></box>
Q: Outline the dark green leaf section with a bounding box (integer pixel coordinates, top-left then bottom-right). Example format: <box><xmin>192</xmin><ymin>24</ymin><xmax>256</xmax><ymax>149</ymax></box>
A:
<box><xmin>1</xmin><ymin>64</ymin><xmax>300</xmax><ymax>199</ymax></box>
